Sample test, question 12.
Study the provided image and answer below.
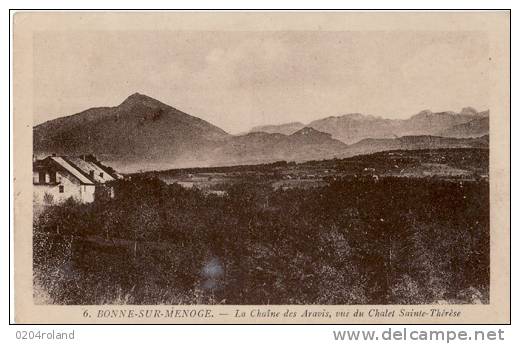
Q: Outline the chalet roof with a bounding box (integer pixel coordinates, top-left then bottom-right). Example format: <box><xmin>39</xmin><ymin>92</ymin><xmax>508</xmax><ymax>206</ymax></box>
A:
<box><xmin>50</xmin><ymin>156</ymin><xmax>95</xmax><ymax>185</ymax></box>
<box><xmin>66</xmin><ymin>157</ymin><xmax>116</xmax><ymax>184</ymax></box>
<box><xmin>34</xmin><ymin>155</ymin><xmax>120</xmax><ymax>185</ymax></box>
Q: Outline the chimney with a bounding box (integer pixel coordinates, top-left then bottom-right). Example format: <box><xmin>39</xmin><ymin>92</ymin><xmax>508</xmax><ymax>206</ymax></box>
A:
<box><xmin>51</xmin><ymin>153</ymin><xmax>57</xmax><ymax>157</ymax></box>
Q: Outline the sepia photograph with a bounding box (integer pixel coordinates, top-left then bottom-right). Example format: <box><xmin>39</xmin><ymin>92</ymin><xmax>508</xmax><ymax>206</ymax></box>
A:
<box><xmin>12</xmin><ymin>11</ymin><xmax>510</xmax><ymax>324</ymax></box>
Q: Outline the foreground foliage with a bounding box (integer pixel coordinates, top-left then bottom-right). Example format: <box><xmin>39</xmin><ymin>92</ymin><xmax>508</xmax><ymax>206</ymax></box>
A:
<box><xmin>34</xmin><ymin>176</ymin><xmax>489</xmax><ymax>305</ymax></box>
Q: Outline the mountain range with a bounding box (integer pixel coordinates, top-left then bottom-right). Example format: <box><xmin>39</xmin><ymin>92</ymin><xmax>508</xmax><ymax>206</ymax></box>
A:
<box><xmin>252</xmin><ymin>107</ymin><xmax>489</xmax><ymax>144</ymax></box>
<box><xmin>34</xmin><ymin>93</ymin><xmax>489</xmax><ymax>172</ymax></box>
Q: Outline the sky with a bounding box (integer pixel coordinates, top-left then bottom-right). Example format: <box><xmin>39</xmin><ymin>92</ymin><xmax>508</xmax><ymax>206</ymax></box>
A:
<box><xmin>33</xmin><ymin>30</ymin><xmax>490</xmax><ymax>134</ymax></box>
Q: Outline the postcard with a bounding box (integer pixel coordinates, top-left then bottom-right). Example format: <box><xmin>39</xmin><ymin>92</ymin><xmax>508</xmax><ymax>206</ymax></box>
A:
<box><xmin>13</xmin><ymin>11</ymin><xmax>510</xmax><ymax>324</ymax></box>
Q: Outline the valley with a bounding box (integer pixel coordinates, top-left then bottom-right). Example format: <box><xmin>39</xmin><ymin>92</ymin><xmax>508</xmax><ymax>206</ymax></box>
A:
<box><xmin>138</xmin><ymin>148</ymin><xmax>489</xmax><ymax>193</ymax></box>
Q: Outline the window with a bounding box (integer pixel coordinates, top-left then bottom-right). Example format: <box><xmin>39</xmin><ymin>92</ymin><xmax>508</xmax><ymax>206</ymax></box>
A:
<box><xmin>59</xmin><ymin>185</ymin><xmax>64</xmax><ymax>193</ymax></box>
<box><xmin>38</xmin><ymin>171</ymin><xmax>45</xmax><ymax>184</ymax></box>
<box><xmin>100</xmin><ymin>172</ymin><xmax>104</xmax><ymax>178</ymax></box>
<box><xmin>49</xmin><ymin>171</ymin><xmax>57</xmax><ymax>184</ymax></box>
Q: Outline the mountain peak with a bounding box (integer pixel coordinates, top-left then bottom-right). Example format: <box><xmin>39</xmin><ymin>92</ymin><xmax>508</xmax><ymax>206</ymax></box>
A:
<box><xmin>460</xmin><ymin>107</ymin><xmax>478</xmax><ymax>116</ymax></box>
<box><xmin>292</xmin><ymin>127</ymin><xmax>330</xmax><ymax>137</ymax></box>
<box><xmin>414</xmin><ymin>109</ymin><xmax>433</xmax><ymax>118</ymax></box>
<box><xmin>119</xmin><ymin>92</ymin><xmax>167</xmax><ymax>108</ymax></box>
<box><xmin>250</xmin><ymin>121</ymin><xmax>305</xmax><ymax>135</ymax></box>
<box><xmin>124</xmin><ymin>92</ymin><xmax>152</xmax><ymax>101</ymax></box>
<box><xmin>339</xmin><ymin>113</ymin><xmax>370</xmax><ymax>120</ymax></box>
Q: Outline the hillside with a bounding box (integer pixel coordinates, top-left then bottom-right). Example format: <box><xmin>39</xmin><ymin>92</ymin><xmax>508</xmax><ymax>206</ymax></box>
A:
<box><xmin>250</xmin><ymin>122</ymin><xmax>305</xmax><ymax>135</ymax></box>
<box><xmin>213</xmin><ymin>127</ymin><xmax>348</xmax><ymax>165</ymax></box>
<box><xmin>344</xmin><ymin>135</ymin><xmax>489</xmax><ymax>157</ymax></box>
<box><xmin>438</xmin><ymin>116</ymin><xmax>489</xmax><ymax>138</ymax></box>
<box><xmin>34</xmin><ymin>93</ymin><xmax>231</xmax><ymax>171</ymax></box>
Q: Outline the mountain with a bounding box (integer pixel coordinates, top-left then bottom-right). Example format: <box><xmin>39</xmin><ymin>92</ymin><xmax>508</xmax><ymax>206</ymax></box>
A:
<box><xmin>437</xmin><ymin>115</ymin><xmax>489</xmax><ymax>138</ymax></box>
<box><xmin>308</xmin><ymin>114</ymin><xmax>401</xmax><ymax>144</ymax></box>
<box><xmin>34</xmin><ymin>93</ymin><xmax>231</xmax><ymax>171</ymax></box>
<box><xmin>34</xmin><ymin>94</ymin><xmax>490</xmax><ymax>172</ymax></box>
<box><xmin>250</xmin><ymin>122</ymin><xmax>305</xmax><ymax>135</ymax></box>
<box><xmin>344</xmin><ymin>135</ymin><xmax>489</xmax><ymax>157</ymax></box>
<box><xmin>34</xmin><ymin>94</ymin><xmax>346</xmax><ymax>171</ymax></box>
<box><xmin>403</xmin><ymin>110</ymin><xmax>484</xmax><ymax>135</ymax></box>
<box><xmin>212</xmin><ymin>127</ymin><xmax>348</xmax><ymax>166</ymax></box>
<box><xmin>250</xmin><ymin>109</ymin><xmax>488</xmax><ymax>144</ymax></box>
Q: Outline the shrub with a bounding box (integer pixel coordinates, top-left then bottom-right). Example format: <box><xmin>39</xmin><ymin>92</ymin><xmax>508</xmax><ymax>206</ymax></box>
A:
<box><xmin>33</xmin><ymin>176</ymin><xmax>489</xmax><ymax>305</ymax></box>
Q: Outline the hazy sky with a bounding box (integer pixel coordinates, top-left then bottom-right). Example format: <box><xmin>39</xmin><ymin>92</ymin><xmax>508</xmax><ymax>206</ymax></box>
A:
<box><xmin>33</xmin><ymin>30</ymin><xmax>490</xmax><ymax>134</ymax></box>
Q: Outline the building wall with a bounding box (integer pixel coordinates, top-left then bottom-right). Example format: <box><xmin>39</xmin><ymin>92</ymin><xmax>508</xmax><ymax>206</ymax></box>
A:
<box><xmin>33</xmin><ymin>170</ymin><xmax>95</xmax><ymax>206</ymax></box>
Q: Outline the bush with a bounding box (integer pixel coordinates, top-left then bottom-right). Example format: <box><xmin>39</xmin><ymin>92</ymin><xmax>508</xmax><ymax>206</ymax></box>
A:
<box><xmin>33</xmin><ymin>176</ymin><xmax>489</xmax><ymax>305</ymax></box>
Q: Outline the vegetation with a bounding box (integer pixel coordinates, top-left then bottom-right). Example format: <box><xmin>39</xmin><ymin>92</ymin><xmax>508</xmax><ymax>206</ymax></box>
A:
<box><xmin>143</xmin><ymin>148</ymin><xmax>488</xmax><ymax>177</ymax></box>
<box><xmin>34</xmin><ymin>174</ymin><xmax>489</xmax><ymax>305</ymax></box>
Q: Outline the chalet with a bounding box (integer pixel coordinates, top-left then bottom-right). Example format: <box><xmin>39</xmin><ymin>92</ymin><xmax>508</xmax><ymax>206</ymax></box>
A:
<box><xmin>33</xmin><ymin>154</ymin><xmax>120</xmax><ymax>206</ymax></box>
